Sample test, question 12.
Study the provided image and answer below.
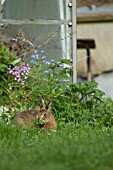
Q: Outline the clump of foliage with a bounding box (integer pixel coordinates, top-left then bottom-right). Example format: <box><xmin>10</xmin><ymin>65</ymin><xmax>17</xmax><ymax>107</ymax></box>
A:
<box><xmin>0</xmin><ymin>33</ymin><xmax>113</xmax><ymax>128</ymax></box>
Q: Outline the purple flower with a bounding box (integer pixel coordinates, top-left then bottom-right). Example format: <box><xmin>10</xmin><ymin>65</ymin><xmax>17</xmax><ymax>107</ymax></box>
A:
<box><xmin>50</xmin><ymin>60</ymin><xmax>55</xmax><ymax>63</ymax></box>
<box><xmin>8</xmin><ymin>65</ymin><xmax>11</xmax><ymax>69</ymax></box>
<box><xmin>44</xmin><ymin>61</ymin><xmax>50</xmax><ymax>65</ymax></box>
<box><xmin>8</xmin><ymin>67</ymin><xmax>13</xmax><ymax>73</ymax></box>
<box><xmin>7</xmin><ymin>62</ymin><xmax>30</xmax><ymax>86</ymax></box>
<box><xmin>15</xmin><ymin>56</ymin><xmax>20</xmax><ymax>58</ymax></box>
<box><xmin>40</xmin><ymin>50</ymin><xmax>44</xmax><ymax>53</ymax></box>
<box><xmin>63</xmin><ymin>79</ymin><xmax>69</xmax><ymax>82</ymax></box>
<box><xmin>34</xmin><ymin>50</ymin><xmax>38</xmax><ymax>53</ymax></box>
<box><xmin>8</xmin><ymin>84</ymin><xmax>12</xmax><ymax>90</ymax></box>
<box><xmin>59</xmin><ymin>80</ymin><xmax>63</xmax><ymax>83</ymax></box>
<box><xmin>16</xmin><ymin>74</ymin><xmax>21</xmax><ymax>78</ymax></box>
<box><xmin>31</xmin><ymin>55</ymin><xmax>36</xmax><ymax>58</ymax></box>
<box><xmin>59</xmin><ymin>79</ymin><xmax>69</xmax><ymax>83</ymax></box>
<box><xmin>13</xmin><ymin>66</ymin><xmax>20</xmax><ymax>71</ymax></box>
<box><xmin>17</xmin><ymin>78</ymin><xmax>22</xmax><ymax>82</ymax></box>
<box><xmin>21</xmin><ymin>81</ymin><xmax>25</xmax><ymax>85</ymax></box>
<box><xmin>22</xmin><ymin>67</ymin><xmax>27</xmax><ymax>72</ymax></box>
<box><xmin>35</xmin><ymin>55</ymin><xmax>39</xmax><ymax>59</ymax></box>
<box><xmin>22</xmin><ymin>63</ymin><xmax>26</xmax><ymax>66</ymax></box>
<box><xmin>42</xmin><ymin>56</ymin><xmax>46</xmax><ymax>60</ymax></box>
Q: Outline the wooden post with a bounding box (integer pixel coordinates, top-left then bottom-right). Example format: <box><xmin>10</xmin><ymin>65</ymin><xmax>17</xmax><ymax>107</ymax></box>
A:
<box><xmin>86</xmin><ymin>48</ymin><xmax>92</xmax><ymax>81</ymax></box>
<box><xmin>77</xmin><ymin>39</ymin><xmax>96</xmax><ymax>81</ymax></box>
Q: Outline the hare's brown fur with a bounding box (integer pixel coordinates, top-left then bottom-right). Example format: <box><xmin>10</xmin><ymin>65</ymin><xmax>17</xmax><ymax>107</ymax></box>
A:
<box><xmin>14</xmin><ymin>97</ymin><xmax>57</xmax><ymax>129</ymax></box>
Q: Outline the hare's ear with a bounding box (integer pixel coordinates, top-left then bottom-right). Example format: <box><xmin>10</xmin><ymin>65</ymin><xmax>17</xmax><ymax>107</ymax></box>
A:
<box><xmin>40</xmin><ymin>96</ymin><xmax>45</xmax><ymax>109</ymax></box>
<box><xmin>46</xmin><ymin>99</ymin><xmax>52</xmax><ymax>111</ymax></box>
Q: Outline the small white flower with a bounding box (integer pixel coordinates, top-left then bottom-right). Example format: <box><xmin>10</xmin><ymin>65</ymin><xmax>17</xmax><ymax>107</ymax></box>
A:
<box><xmin>12</xmin><ymin>38</ymin><xmax>17</xmax><ymax>41</ymax></box>
<box><xmin>24</xmin><ymin>76</ymin><xmax>28</xmax><ymax>79</ymax></box>
<box><xmin>66</xmin><ymin>85</ymin><xmax>69</xmax><ymax>88</ymax></box>
<box><xmin>8</xmin><ymin>69</ymin><xmax>12</xmax><ymax>73</ymax></box>
<box><xmin>41</xmin><ymin>50</ymin><xmax>44</xmax><ymax>53</ymax></box>
<box><xmin>22</xmin><ymin>39</ymin><xmax>26</xmax><ymax>42</ymax></box>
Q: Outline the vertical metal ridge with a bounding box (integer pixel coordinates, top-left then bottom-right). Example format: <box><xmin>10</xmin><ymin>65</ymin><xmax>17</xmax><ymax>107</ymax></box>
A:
<box><xmin>0</xmin><ymin>0</ymin><xmax>2</xmax><ymax>26</ymax></box>
<box><xmin>59</xmin><ymin>0</ymin><xmax>66</xmax><ymax>59</ymax></box>
<box><xmin>72</xmin><ymin>0</ymin><xmax>77</xmax><ymax>83</ymax></box>
<box><xmin>65</xmin><ymin>0</ymin><xmax>72</xmax><ymax>60</ymax></box>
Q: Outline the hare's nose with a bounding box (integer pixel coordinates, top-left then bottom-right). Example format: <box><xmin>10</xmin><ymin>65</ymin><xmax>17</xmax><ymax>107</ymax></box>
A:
<box><xmin>40</xmin><ymin>115</ymin><xmax>44</xmax><ymax>120</ymax></box>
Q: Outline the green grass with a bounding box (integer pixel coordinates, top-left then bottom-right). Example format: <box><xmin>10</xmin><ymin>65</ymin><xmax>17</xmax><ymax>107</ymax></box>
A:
<box><xmin>0</xmin><ymin>124</ymin><xmax>113</xmax><ymax>170</ymax></box>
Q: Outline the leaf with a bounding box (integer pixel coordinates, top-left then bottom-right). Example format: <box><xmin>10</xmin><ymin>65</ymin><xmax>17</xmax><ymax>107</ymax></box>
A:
<box><xmin>0</xmin><ymin>75</ymin><xmax>7</xmax><ymax>82</ymax></box>
<box><xmin>0</xmin><ymin>64</ymin><xmax>8</xmax><ymax>72</ymax></box>
<box><xmin>10</xmin><ymin>58</ymin><xmax>21</xmax><ymax>66</ymax></box>
<box><xmin>3</xmin><ymin>55</ymin><xmax>10</xmax><ymax>61</ymax></box>
<box><xmin>1</xmin><ymin>45</ymin><xmax>9</xmax><ymax>54</ymax></box>
<box><xmin>60</xmin><ymin>59</ymin><xmax>71</xmax><ymax>65</ymax></box>
<box><xmin>0</xmin><ymin>55</ymin><xmax>3</xmax><ymax>59</ymax></box>
<box><xmin>32</xmin><ymin>119</ymin><xmax>44</xmax><ymax>125</ymax></box>
<box><xmin>12</xmin><ymin>52</ymin><xmax>17</xmax><ymax>59</ymax></box>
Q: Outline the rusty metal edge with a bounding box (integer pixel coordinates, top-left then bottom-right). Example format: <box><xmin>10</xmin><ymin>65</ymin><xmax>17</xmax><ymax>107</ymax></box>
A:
<box><xmin>77</xmin><ymin>12</ymin><xmax>113</xmax><ymax>23</ymax></box>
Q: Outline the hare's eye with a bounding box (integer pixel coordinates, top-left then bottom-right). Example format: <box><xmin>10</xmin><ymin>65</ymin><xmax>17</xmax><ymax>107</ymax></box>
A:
<box><xmin>43</xmin><ymin>113</ymin><xmax>47</xmax><ymax>117</ymax></box>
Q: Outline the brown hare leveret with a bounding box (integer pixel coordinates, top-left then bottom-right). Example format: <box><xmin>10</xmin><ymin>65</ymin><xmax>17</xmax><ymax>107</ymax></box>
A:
<box><xmin>14</xmin><ymin>97</ymin><xmax>57</xmax><ymax>129</ymax></box>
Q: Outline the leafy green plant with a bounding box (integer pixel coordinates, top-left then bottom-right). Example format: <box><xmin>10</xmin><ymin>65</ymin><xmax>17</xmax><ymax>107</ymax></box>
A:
<box><xmin>0</xmin><ymin>33</ymin><xmax>113</xmax><ymax>128</ymax></box>
<box><xmin>0</xmin><ymin>44</ymin><xmax>20</xmax><ymax>103</ymax></box>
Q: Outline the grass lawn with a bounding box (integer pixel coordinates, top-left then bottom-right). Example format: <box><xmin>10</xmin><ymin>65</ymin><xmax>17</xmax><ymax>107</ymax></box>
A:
<box><xmin>0</xmin><ymin>123</ymin><xmax>113</xmax><ymax>170</ymax></box>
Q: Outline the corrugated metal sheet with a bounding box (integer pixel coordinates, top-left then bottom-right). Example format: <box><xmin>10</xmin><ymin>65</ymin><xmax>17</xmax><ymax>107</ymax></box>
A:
<box><xmin>1</xmin><ymin>0</ymin><xmax>72</xmax><ymax>61</ymax></box>
<box><xmin>0</xmin><ymin>0</ymin><xmax>77</xmax><ymax>82</ymax></box>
